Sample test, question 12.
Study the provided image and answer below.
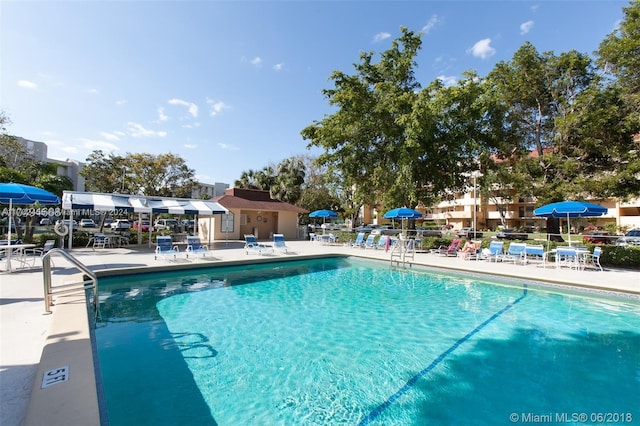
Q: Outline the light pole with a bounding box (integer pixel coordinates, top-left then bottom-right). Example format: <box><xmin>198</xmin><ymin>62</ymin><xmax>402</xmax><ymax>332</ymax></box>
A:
<box><xmin>121</xmin><ymin>166</ymin><xmax>126</xmax><ymax>193</ymax></box>
<box><xmin>472</xmin><ymin>170</ymin><xmax>481</xmax><ymax>239</ymax></box>
<box><xmin>473</xmin><ymin>174</ymin><xmax>476</xmax><ymax>239</ymax></box>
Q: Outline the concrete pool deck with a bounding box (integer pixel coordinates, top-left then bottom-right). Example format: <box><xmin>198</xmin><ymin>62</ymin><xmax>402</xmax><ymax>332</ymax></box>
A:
<box><xmin>1</xmin><ymin>240</ymin><xmax>638</xmax><ymax>425</ymax></box>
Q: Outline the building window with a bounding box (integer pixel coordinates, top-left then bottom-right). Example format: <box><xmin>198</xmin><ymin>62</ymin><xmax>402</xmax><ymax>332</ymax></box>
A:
<box><xmin>220</xmin><ymin>213</ymin><xmax>234</xmax><ymax>233</ymax></box>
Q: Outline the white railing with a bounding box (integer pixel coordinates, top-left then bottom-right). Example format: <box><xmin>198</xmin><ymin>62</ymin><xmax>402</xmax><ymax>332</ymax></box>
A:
<box><xmin>42</xmin><ymin>248</ymin><xmax>98</xmax><ymax>315</ymax></box>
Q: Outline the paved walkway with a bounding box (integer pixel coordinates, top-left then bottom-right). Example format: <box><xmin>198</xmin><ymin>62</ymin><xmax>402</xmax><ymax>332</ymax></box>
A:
<box><xmin>1</xmin><ymin>240</ymin><xmax>638</xmax><ymax>425</ymax></box>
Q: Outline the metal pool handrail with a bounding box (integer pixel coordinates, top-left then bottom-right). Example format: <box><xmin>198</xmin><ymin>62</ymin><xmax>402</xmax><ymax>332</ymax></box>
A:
<box><xmin>42</xmin><ymin>248</ymin><xmax>98</xmax><ymax>315</ymax></box>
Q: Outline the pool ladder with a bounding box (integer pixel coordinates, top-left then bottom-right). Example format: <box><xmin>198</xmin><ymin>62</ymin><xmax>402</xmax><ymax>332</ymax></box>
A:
<box><xmin>42</xmin><ymin>248</ymin><xmax>98</xmax><ymax>315</ymax></box>
<box><xmin>390</xmin><ymin>236</ymin><xmax>415</xmax><ymax>267</ymax></box>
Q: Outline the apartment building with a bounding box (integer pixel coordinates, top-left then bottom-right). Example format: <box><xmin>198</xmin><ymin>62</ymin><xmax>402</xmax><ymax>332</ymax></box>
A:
<box><xmin>191</xmin><ymin>182</ymin><xmax>229</xmax><ymax>199</ymax></box>
<box><xmin>425</xmin><ymin>194</ymin><xmax>639</xmax><ymax>232</ymax></box>
<box><xmin>14</xmin><ymin>137</ymin><xmax>86</xmax><ymax>191</ymax></box>
<box><xmin>361</xmin><ymin>191</ymin><xmax>639</xmax><ymax>232</ymax></box>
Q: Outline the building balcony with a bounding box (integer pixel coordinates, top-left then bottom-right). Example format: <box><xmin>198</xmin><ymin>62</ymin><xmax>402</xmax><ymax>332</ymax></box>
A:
<box><xmin>486</xmin><ymin>211</ymin><xmax>516</xmax><ymax>220</ymax></box>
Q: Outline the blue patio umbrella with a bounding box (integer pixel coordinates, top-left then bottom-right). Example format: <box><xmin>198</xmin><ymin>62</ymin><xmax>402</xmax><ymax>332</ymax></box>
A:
<box><xmin>533</xmin><ymin>200</ymin><xmax>607</xmax><ymax>245</ymax></box>
<box><xmin>1</xmin><ymin>182</ymin><xmax>60</xmax><ymax>271</ymax></box>
<box><xmin>309</xmin><ymin>209</ymin><xmax>338</xmax><ymax>233</ymax></box>
<box><xmin>383</xmin><ymin>207</ymin><xmax>423</xmax><ymax>219</ymax></box>
<box><xmin>309</xmin><ymin>209</ymin><xmax>338</xmax><ymax>219</ymax></box>
<box><xmin>383</xmin><ymin>207</ymin><xmax>423</xmax><ymax>232</ymax></box>
<box><xmin>1</xmin><ymin>182</ymin><xmax>60</xmax><ymax>240</ymax></box>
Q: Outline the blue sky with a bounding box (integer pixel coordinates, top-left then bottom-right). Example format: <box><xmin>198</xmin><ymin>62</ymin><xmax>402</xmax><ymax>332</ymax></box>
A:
<box><xmin>1</xmin><ymin>1</ymin><xmax>626</xmax><ymax>186</ymax></box>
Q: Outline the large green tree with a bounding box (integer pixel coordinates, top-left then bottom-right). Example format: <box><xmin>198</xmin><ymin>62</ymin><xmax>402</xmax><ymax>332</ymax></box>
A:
<box><xmin>301</xmin><ymin>28</ymin><xmax>422</xmax><ymax>210</ymax></box>
<box><xmin>270</xmin><ymin>157</ymin><xmax>306</xmax><ymax>205</ymax></box>
<box><xmin>485</xmin><ymin>39</ymin><xmax>640</xmax><ymax>202</ymax></box>
<box><xmin>234</xmin><ymin>168</ymin><xmax>275</xmax><ymax>191</ymax></box>
<box><xmin>234</xmin><ymin>157</ymin><xmax>307</xmax><ymax>206</ymax></box>
<box><xmin>597</xmin><ymin>0</ymin><xmax>640</xmax><ymax>126</ymax></box>
<box><xmin>273</xmin><ymin>3</ymin><xmax>640</xmax><ymax>231</ymax></box>
<box><xmin>81</xmin><ymin>150</ymin><xmax>197</xmax><ymax>197</ymax></box>
<box><xmin>296</xmin><ymin>155</ymin><xmax>343</xmax><ymax>221</ymax></box>
<box><xmin>478</xmin><ymin>31</ymin><xmax>639</xmax><ymax>237</ymax></box>
<box><xmin>593</xmin><ymin>0</ymin><xmax>640</xmax><ymax>199</ymax></box>
<box><xmin>302</xmin><ymin>28</ymin><xmax>490</xmax><ymax>213</ymax></box>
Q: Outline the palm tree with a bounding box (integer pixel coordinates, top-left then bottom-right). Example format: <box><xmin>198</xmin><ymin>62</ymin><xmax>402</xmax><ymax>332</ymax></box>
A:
<box><xmin>271</xmin><ymin>158</ymin><xmax>306</xmax><ymax>204</ymax></box>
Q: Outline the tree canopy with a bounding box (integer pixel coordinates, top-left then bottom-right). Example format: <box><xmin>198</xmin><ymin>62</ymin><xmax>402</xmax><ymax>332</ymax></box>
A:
<box><xmin>81</xmin><ymin>150</ymin><xmax>197</xmax><ymax>197</ymax></box>
<box><xmin>234</xmin><ymin>156</ymin><xmax>307</xmax><ymax>206</ymax></box>
<box><xmin>301</xmin><ymin>2</ymin><xmax>640</xmax><ymax>220</ymax></box>
<box><xmin>0</xmin><ymin>112</ymin><xmax>74</xmax><ymax>240</ymax></box>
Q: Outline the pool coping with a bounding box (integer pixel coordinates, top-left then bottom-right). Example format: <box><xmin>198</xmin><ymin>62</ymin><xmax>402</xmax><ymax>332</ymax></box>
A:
<box><xmin>21</xmin><ymin>249</ymin><xmax>639</xmax><ymax>426</ymax></box>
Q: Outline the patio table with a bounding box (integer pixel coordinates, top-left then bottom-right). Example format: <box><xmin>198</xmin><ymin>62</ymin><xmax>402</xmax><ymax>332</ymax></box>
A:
<box><xmin>319</xmin><ymin>234</ymin><xmax>338</xmax><ymax>245</ymax></box>
<box><xmin>552</xmin><ymin>247</ymin><xmax>590</xmax><ymax>269</ymax></box>
<box><xmin>0</xmin><ymin>243</ymin><xmax>36</xmax><ymax>272</ymax></box>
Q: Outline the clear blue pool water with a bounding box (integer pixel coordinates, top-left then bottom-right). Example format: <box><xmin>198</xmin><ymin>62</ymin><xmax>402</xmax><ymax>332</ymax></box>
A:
<box><xmin>94</xmin><ymin>257</ymin><xmax>640</xmax><ymax>425</ymax></box>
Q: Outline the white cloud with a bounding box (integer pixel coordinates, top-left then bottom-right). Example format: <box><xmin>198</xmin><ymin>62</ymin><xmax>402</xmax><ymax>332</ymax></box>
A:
<box><xmin>100</xmin><ymin>131</ymin><xmax>121</xmax><ymax>142</ymax></box>
<box><xmin>55</xmin><ymin>145</ymin><xmax>80</xmax><ymax>155</ymax></box>
<box><xmin>18</xmin><ymin>80</ymin><xmax>38</xmax><ymax>89</ymax></box>
<box><xmin>373</xmin><ymin>32</ymin><xmax>391</xmax><ymax>43</ymax></box>
<box><xmin>195</xmin><ymin>173</ymin><xmax>216</xmax><ymax>184</ymax></box>
<box><xmin>467</xmin><ymin>38</ymin><xmax>496</xmax><ymax>59</ymax></box>
<box><xmin>42</xmin><ymin>139</ymin><xmax>65</xmax><ymax>148</ymax></box>
<box><xmin>168</xmin><ymin>98</ymin><xmax>199</xmax><ymax>117</ymax></box>
<box><xmin>158</xmin><ymin>107</ymin><xmax>169</xmax><ymax>122</ymax></box>
<box><xmin>520</xmin><ymin>20</ymin><xmax>534</xmax><ymax>35</ymax></box>
<box><xmin>184</xmin><ymin>144</ymin><xmax>198</xmax><ymax>149</ymax></box>
<box><xmin>207</xmin><ymin>99</ymin><xmax>229</xmax><ymax>117</ymax></box>
<box><xmin>433</xmin><ymin>54</ymin><xmax>456</xmax><ymax>73</ymax></box>
<box><xmin>115</xmin><ymin>99</ymin><xmax>127</xmax><ymax>106</ymax></box>
<box><xmin>421</xmin><ymin>15</ymin><xmax>441</xmax><ymax>34</ymax></box>
<box><xmin>273</xmin><ymin>63</ymin><xmax>284</xmax><ymax>71</ymax></box>
<box><xmin>217</xmin><ymin>142</ymin><xmax>239</xmax><ymax>151</ymax></box>
<box><xmin>181</xmin><ymin>122</ymin><xmax>201</xmax><ymax>129</ymax></box>
<box><xmin>127</xmin><ymin>122</ymin><xmax>167</xmax><ymax>138</ymax></box>
<box><xmin>250</xmin><ymin>56</ymin><xmax>262</xmax><ymax>66</ymax></box>
<box><xmin>437</xmin><ymin>75</ymin><xmax>457</xmax><ymax>87</ymax></box>
<box><xmin>87</xmin><ymin>88</ymin><xmax>99</xmax><ymax>94</ymax></box>
<box><xmin>78</xmin><ymin>138</ymin><xmax>119</xmax><ymax>151</ymax></box>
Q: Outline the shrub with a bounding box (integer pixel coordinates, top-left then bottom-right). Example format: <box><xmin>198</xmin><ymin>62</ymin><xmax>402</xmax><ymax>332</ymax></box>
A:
<box><xmin>418</xmin><ymin>237</ymin><xmax>453</xmax><ymax>250</ymax></box>
<box><xmin>600</xmin><ymin>245</ymin><xmax>640</xmax><ymax>269</ymax></box>
<box><xmin>33</xmin><ymin>233</ymin><xmax>59</xmax><ymax>246</ymax></box>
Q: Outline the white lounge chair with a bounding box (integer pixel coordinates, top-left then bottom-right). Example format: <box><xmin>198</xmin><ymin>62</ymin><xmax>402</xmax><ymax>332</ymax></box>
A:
<box><xmin>482</xmin><ymin>240</ymin><xmax>504</xmax><ymax>262</ymax></box>
<box><xmin>375</xmin><ymin>235</ymin><xmax>391</xmax><ymax>250</ymax></box>
<box><xmin>244</xmin><ymin>234</ymin><xmax>270</xmax><ymax>255</ymax></box>
<box><xmin>185</xmin><ymin>236</ymin><xmax>211</xmax><ymax>259</ymax></box>
<box><xmin>346</xmin><ymin>232</ymin><xmax>365</xmax><ymax>247</ymax></box>
<box><xmin>499</xmin><ymin>242</ymin><xmax>526</xmax><ymax>263</ymax></box>
<box><xmin>362</xmin><ymin>234</ymin><xmax>376</xmax><ymax>249</ymax></box>
<box><xmin>522</xmin><ymin>244</ymin><xmax>545</xmax><ymax>264</ymax></box>
<box><xmin>272</xmin><ymin>234</ymin><xmax>290</xmax><ymax>254</ymax></box>
<box><xmin>155</xmin><ymin>236</ymin><xmax>179</xmax><ymax>260</ymax></box>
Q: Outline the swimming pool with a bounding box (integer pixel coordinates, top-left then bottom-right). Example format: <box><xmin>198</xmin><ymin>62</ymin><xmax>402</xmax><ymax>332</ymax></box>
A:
<box><xmin>94</xmin><ymin>257</ymin><xmax>640</xmax><ymax>425</ymax></box>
